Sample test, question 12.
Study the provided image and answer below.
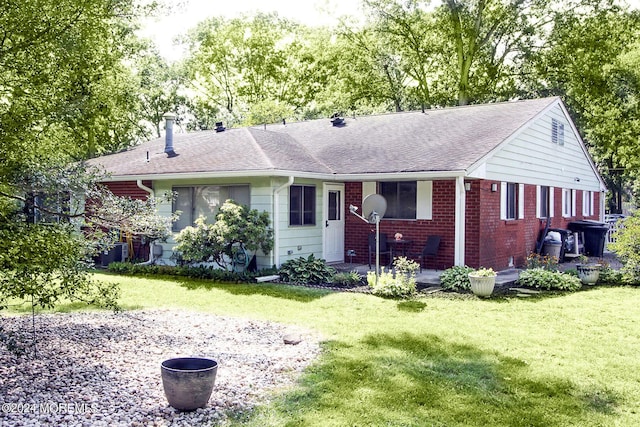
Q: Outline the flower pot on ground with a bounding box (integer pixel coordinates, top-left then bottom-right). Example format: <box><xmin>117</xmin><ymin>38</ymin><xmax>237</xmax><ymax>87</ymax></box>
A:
<box><xmin>161</xmin><ymin>357</ymin><xmax>218</xmax><ymax>411</ymax></box>
<box><xmin>576</xmin><ymin>264</ymin><xmax>601</xmax><ymax>285</ymax></box>
<box><xmin>468</xmin><ymin>267</ymin><xmax>497</xmax><ymax>297</ymax></box>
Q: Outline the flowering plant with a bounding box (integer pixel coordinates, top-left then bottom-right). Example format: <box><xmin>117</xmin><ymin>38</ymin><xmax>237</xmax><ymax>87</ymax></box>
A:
<box><xmin>469</xmin><ymin>267</ymin><xmax>496</xmax><ymax>277</ymax></box>
<box><xmin>394</xmin><ymin>232</ymin><xmax>403</xmax><ymax>241</ymax></box>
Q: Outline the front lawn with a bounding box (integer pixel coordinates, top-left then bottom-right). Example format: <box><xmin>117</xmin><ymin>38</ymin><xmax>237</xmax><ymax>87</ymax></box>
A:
<box><xmin>12</xmin><ymin>274</ymin><xmax>640</xmax><ymax>426</ymax></box>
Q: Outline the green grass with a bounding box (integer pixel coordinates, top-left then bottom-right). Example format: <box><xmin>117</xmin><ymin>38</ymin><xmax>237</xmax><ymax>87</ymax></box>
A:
<box><xmin>8</xmin><ymin>274</ymin><xmax>640</xmax><ymax>426</ymax></box>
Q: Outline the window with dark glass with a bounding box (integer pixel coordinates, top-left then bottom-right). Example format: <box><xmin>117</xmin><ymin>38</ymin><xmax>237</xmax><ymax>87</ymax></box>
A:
<box><xmin>506</xmin><ymin>183</ymin><xmax>517</xmax><ymax>220</ymax></box>
<box><xmin>328</xmin><ymin>190</ymin><xmax>340</xmax><ymax>221</ymax></box>
<box><xmin>380</xmin><ymin>181</ymin><xmax>417</xmax><ymax>219</ymax></box>
<box><xmin>31</xmin><ymin>192</ymin><xmax>71</xmax><ymax>224</ymax></box>
<box><xmin>290</xmin><ymin>185</ymin><xmax>316</xmax><ymax>226</ymax></box>
<box><xmin>172</xmin><ymin>185</ymin><xmax>250</xmax><ymax>231</ymax></box>
<box><xmin>539</xmin><ymin>186</ymin><xmax>550</xmax><ymax>218</ymax></box>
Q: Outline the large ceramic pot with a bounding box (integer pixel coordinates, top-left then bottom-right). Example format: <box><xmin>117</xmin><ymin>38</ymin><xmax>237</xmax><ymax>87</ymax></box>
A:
<box><xmin>576</xmin><ymin>264</ymin><xmax>600</xmax><ymax>285</ymax></box>
<box><xmin>161</xmin><ymin>357</ymin><xmax>218</xmax><ymax>411</ymax></box>
<box><xmin>468</xmin><ymin>274</ymin><xmax>496</xmax><ymax>297</ymax></box>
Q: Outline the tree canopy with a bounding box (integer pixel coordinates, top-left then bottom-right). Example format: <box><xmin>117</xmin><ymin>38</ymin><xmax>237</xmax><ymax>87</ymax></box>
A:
<box><xmin>2</xmin><ymin>0</ymin><xmax>640</xmax><ymax>315</ymax></box>
<box><xmin>0</xmin><ymin>0</ymin><xmax>171</xmax><ymax>312</ymax></box>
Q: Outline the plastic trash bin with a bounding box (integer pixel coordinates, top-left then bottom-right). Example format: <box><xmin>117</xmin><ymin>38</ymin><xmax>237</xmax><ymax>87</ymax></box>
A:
<box><xmin>542</xmin><ymin>240</ymin><xmax>562</xmax><ymax>259</ymax></box>
<box><xmin>567</xmin><ymin>220</ymin><xmax>609</xmax><ymax>257</ymax></box>
<box><xmin>547</xmin><ymin>228</ymin><xmax>574</xmax><ymax>262</ymax></box>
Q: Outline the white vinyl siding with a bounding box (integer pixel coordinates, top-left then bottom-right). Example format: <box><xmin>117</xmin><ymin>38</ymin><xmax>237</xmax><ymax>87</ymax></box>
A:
<box><xmin>475</xmin><ymin>103</ymin><xmax>602</xmax><ymax>194</ymax></box>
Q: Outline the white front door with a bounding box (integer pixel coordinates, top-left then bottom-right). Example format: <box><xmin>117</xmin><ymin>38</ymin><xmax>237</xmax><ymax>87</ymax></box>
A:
<box><xmin>323</xmin><ymin>183</ymin><xmax>345</xmax><ymax>263</ymax></box>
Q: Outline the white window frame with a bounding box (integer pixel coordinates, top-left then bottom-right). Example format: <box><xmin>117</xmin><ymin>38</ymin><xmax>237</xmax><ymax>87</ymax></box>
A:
<box><xmin>172</xmin><ymin>185</ymin><xmax>250</xmax><ymax>231</ymax></box>
<box><xmin>562</xmin><ymin>188</ymin><xmax>576</xmax><ymax>217</ymax></box>
<box><xmin>582</xmin><ymin>190</ymin><xmax>594</xmax><ymax>216</ymax></box>
<box><xmin>289</xmin><ymin>185</ymin><xmax>316</xmax><ymax>226</ymax></box>
<box><xmin>365</xmin><ymin>181</ymin><xmax>432</xmax><ymax>220</ymax></box>
<box><xmin>537</xmin><ymin>185</ymin><xmax>554</xmax><ymax>219</ymax></box>
<box><xmin>500</xmin><ymin>182</ymin><xmax>524</xmax><ymax>220</ymax></box>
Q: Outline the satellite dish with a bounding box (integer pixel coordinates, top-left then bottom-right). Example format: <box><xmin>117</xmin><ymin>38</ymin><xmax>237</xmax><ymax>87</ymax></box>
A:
<box><xmin>362</xmin><ymin>194</ymin><xmax>387</xmax><ymax>224</ymax></box>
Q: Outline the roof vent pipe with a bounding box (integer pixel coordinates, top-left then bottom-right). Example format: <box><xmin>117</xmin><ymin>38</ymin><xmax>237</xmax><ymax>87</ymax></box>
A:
<box><xmin>215</xmin><ymin>121</ymin><xmax>226</xmax><ymax>132</ymax></box>
<box><xmin>330</xmin><ymin>113</ymin><xmax>345</xmax><ymax>127</ymax></box>
<box><xmin>163</xmin><ymin>112</ymin><xmax>178</xmax><ymax>158</ymax></box>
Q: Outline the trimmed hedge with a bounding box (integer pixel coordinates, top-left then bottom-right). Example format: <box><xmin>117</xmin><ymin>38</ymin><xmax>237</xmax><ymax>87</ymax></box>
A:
<box><xmin>105</xmin><ymin>262</ymin><xmax>277</xmax><ymax>283</ymax></box>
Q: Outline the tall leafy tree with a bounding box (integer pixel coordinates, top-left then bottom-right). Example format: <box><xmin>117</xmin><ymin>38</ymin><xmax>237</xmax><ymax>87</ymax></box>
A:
<box><xmin>359</xmin><ymin>0</ymin><xmax>444</xmax><ymax>109</ymax></box>
<box><xmin>135</xmin><ymin>44</ymin><xmax>188</xmax><ymax>137</ymax></box>
<box><xmin>531</xmin><ymin>6</ymin><xmax>640</xmax><ymax>212</ymax></box>
<box><xmin>0</xmin><ymin>0</ymin><xmax>168</xmax><ymax>313</ymax></box>
<box><xmin>185</xmin><ymin>13</ymin><xmax>301</xmax><ymax>126</ymax></box>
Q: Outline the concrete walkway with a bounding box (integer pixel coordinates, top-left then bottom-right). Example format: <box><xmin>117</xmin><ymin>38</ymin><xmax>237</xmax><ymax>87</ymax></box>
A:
<box><xmin>332</xmin><ymin>263</ymin><xmax>521</xmax><ymax>287</ymax></box>
<box><xmin>332</xmin><ymin>251</ymin><xmax>620</xmax><ymax>288</ymax></box>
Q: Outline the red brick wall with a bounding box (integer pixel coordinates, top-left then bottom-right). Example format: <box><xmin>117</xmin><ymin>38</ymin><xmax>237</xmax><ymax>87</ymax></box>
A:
<box><xmin>100</xmin><ymin>180</ymin><xmax>154</xmax><ymax>261</ymax></box>
<box><xmin>103</xmin><ymin>181</ymin><xmax>153</xmax><ymax>199</ymax></box>
<box><xmin>344</xmin><ymin>181</ymin><xmax>455</xmax><ymax>269</ymax></box>
<box><xmin>475</xmin><ymin>182</ymin><xmax>601</xmax><ymax>270</ymax></box>
<box><xmin>345</xmin><ymin>180</ymin><xmax>602</xmax><ymax>271</ymax></box>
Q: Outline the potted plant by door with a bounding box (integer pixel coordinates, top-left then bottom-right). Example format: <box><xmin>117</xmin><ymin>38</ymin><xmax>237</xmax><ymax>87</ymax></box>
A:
<box><xmin>468</xmin><ymin>267</ymin><xmax>497</xmax><ymax>297</ymax></box>
<box><xmin>575</xmin><ymin>255</ymin><xmax>600</xmax><ymax>285</ymax></box>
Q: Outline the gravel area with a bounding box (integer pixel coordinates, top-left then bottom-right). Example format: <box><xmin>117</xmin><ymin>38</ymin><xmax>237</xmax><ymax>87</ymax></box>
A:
<box><xmin>0</xmin><ymin>310</ymin><xmax>321</xmax><ymax>426</ymax></box>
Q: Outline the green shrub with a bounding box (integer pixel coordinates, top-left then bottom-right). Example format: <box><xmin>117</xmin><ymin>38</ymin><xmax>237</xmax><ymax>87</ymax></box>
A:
<box><xmin>367</xmin><ymin>257</ymin><xmax>418</xmax><ymax>298</ymax></box>
<box><xmin>608</xmin><ymin>214</ymin><xmax>640</xmax><ymax>284</ymax></box>
<box><xmin>173</xmin><ymin>201</ymin><xmax>273</xmax><ymax>270</ymax></box>
<box><xmin>516</xmin><ymin>268</ymin><xmax>582</xmax><ymax>291</ymax></box>
<box><xmin>105</xmin><ymin>261</ymin><xmax>277</xmax><ymax>283</ymax></box>
<box><xmin>598</xmin><ymin>264</ymin><xmax>627</xmax><ymax>286</ymax></box>
<box><xmin>279</xmin><ymin>254</ymin><xmax>336</xmax><ymax>285</ymax></box>
<box><xmin>331</xmin><ymin>271</ymin><xmax>363</xmax><ymax>287</ymax></box>
<box><xmin>440</xmin><ymin>265</ymin><xmax>474</xmax><ymax>291</ymax></box>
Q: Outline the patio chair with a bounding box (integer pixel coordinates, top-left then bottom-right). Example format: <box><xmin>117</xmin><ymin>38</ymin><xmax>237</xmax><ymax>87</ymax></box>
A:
<box><xmin>407</xmin><ymin>236</ymin><xmax>441</xmax><ymax>272</ymax></box>
<box><xmin>368</xmin><ymin>233</ymin><xmax>393</xmax><ymax>268</ymax></box>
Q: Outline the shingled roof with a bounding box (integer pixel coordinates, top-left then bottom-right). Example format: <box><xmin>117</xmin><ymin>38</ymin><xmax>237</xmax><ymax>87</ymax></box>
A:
<box><xmin>90</xmin><ymin>97</ymin><xmax>559</xmax><ymax>179</ymax></box>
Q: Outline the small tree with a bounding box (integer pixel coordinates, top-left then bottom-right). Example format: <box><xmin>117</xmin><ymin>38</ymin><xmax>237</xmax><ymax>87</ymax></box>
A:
<box><xmin>609</xmin><ymin>214</ymin><xmax>640</xmax><ymax>284</ymax></box>
<box><xmin>174</xmin><ymin>200</ymin><xmax>274</xmax><ymax>270</ymax></box>
<box><xmin>0</xmin><ymin>163</ymin><xmax>174</xmax><ymax>314</ymax></box>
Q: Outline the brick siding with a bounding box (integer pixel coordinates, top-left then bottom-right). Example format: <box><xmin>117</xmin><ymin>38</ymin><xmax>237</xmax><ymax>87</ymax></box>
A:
<box><xmin>345</xmin><ymin>180</ymin><xmax>601</xmax><ymax>270</ymax></box>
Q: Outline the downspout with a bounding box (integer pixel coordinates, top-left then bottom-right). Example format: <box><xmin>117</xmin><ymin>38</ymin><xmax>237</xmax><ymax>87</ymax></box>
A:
<box><xmin>454</xmin><ymin>175</ymin><xmax>466</xmax><ymax>266</ymax></box>
<box><xmin>137</xmin><ymin>180</ymin><xmax>154</xmax><ymax>198</ymax></box>
<box><xmin>136</xmin><ymin>180</ymin><xmax>157</xmax><ymax>265</ymax></box>
<box><xmin>272</xmin><ymin>176</ymin><xmax>294</xmax><ymax>267</ymax></box>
